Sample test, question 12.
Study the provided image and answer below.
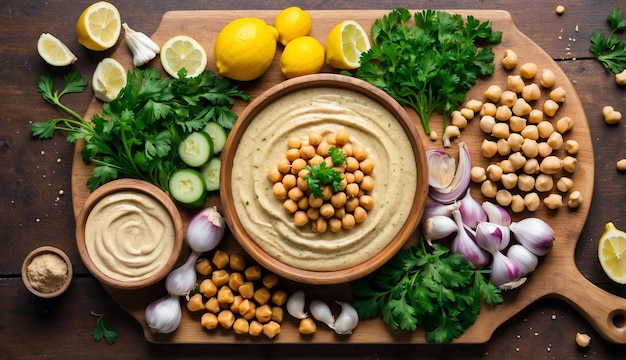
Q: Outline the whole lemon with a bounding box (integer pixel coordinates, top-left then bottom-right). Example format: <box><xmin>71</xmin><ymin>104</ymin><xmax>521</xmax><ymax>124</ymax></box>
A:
<box><xmin>274</xmin><ymin>7</ymin><xmax>312</xmax><ymax>46</ymax></box>
<box><xmin>214</xmin><ymin>18</ymin><xmax>277</xmax><ymax>81</ymax></box>
<box><xmin>279</xmin><ymin>36</ymin><xmax>325</xmax><ymax>78</ymax></box>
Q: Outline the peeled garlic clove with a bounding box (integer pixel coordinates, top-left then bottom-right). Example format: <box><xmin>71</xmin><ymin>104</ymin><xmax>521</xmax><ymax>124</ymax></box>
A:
<box><xmin>145</xmin><ymin>295</ymin><xmax>182</xmax><ymax>334</ymax></box>
<box><xmin>309</xmin><ymin>299</ymin><xmax>335</xmax><ymax>329</ymax></box>
<box><xmin>333</xmin><ymin>301</ymin><xmax>359</xmax><ymax>335</ymax></box>
<box><xmin>286</xmin><ymin>290</ymin><xmax>308</xmax><ymax>319</ymax></box>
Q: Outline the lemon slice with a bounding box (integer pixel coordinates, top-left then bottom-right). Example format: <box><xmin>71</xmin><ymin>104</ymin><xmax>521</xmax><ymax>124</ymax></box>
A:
<box><xmin>92</xmin><ymin>58</ymin><xmax>127</xmax><ymax>102</ymax></box>
<box><xmin>76</xmin><ymin>1</ymin><xmax>121</xmax><ymax>51</ymax></box>
<box><xmin>325</xmin><ymin>20</ymin><xmax>371</xmax><ymax>70</ymax></box>
<box><xmin>37</xmin><ymin>33</ymin><xmax>78</xmax><ymax>66</ymax></box>
<box><xmin>160</xmin><ymin>35</ymin><xmax>207</xmax><ymax>78</ymax></box>
<box><xmin>598</xmin><ymin>222</ymin><xmax>626</xmax><ymax>284</ymax></box>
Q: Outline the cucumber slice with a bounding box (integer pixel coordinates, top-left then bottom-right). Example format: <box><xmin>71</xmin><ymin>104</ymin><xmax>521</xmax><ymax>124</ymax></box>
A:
<box><xmin>202</xmin><ymin>122</ymin><xmax>227</xmax><ymax>154</ymax></box>
<box><xmin>168</xmin><ymin>168</ymin><xmax>207</xmax><ymax>207</ymax></box>
<box><xmin>200</xmin><ymin>157</ymin><xmax>222</xmax><ymax>191</ymax></box>
<box><xmin>179</xmin><ymin>131</ymin><xmax>213</xmax><ymax>167</ymax></box>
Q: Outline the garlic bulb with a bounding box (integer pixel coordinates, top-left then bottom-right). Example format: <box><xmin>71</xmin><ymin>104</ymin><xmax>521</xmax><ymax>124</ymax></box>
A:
<box><xmin>286</xmin><ymin>290</ymin><xmax>308</xmax><ymax>319</ymax></box>
<box><xmin>309</xmin><ymin>299</ymin><xmax>335</xmax><ymax>329</ymax></box>
<box><xmin>123</xmin><ymin>23</ymin><xmax>160</xmax><ymax>67</ymax></box>
<box><xmin>334</xmin><ymin>301</ymin><xmax>359</xmax><ymax>335</ymax></box>
<box><xmin>186</xmin><ymin>206</ymin><xmax>225</xmax><ymax>253</ymax></box>
<box><xmin>145</xmin><ymin>295</ymin><xmax>182</xmax><ymax>334</ymax></box>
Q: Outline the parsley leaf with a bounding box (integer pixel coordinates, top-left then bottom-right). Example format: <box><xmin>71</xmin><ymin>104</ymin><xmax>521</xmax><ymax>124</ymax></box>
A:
<box><xmin>305</xmin><ymin>161</ymin><xmax>344</xmax><ymax>197</ymax></box>
<box><xmin>328</xmin><ymin>146</ymin><xmax>347</xmax><ymax>165</ymax></box>
<box><xmin>357</xmin><ymin>8</ymin><xmax>502</xmax><ymax>135</ymax></box>
<box><xmin>91</xmin><ymin>312</ymin><xmax>117</xmax><ymax>345</ymax></box>
<box><xmin>32</xmin><ymin>68</ymin><xmax>249</xmax><ymax>192</ymax></box>
<box><xmin>352</xmin><ymin>240</ymin><xmax>503</xmax><ymax>343</ymax></box>
<box><xmin>589</xmin><ymin>8</ymin><xmax>626</xmax><ymax>74</ymax></box>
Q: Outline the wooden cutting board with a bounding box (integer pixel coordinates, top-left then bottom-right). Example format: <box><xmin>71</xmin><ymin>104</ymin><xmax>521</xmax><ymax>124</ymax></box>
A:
<box><xmin>71</xmin><ymin>10</ymin><xmax>626</xmax><ymax>344</ymax></box>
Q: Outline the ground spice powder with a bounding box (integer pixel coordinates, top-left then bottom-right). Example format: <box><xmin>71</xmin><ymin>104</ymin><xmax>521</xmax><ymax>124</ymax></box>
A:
<box><xmin>27</xmin><ymin>253</ymin><xmax>68</xmax><ymax>293</ymax></box>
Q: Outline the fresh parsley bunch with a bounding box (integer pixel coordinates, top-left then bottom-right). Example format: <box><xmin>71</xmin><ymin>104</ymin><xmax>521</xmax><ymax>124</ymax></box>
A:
<box><xmin>32</xmin><ymin>68</ymin><xmax>249</xmax><ymax>192</ymax></box>
<box><xmin>352</xmin><ymin>241</ymin><xmax>503</xmax><ymax>343</ymax></box>
<box><xmin>357</xmin><ymin>8</ymin><xmax>502</xmax><ymax>135</ymax></box>
<box><xmin>589</xmin><ymin>8</ymin><xmax>626</xmax><ymax>74</ymax></box>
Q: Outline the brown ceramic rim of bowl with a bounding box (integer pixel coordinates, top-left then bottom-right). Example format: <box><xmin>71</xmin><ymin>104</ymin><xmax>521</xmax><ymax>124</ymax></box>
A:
<box><xmin>220</xmin><ymin>73</ymin><xmax>429</xmax><ymax>285</ymax></box>
<box><xmin>75</xmin><ymin>179</ymin><xmax>184</xmax><ymax>290</ymax></box>
<box><xmin>22</xmin><ymin>246</ymin><xmax>73</xmax><ymax>298</ymax></box>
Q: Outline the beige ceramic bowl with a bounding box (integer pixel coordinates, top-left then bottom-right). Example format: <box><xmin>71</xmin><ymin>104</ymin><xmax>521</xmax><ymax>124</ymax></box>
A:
<box><xmin>22</xmin><ymin>246</ymin><xmax>73</xmax><ymax>298</ymax></box>
<box><xmin>220</xmin><ymin>74</ymin><xmax>429</xmax><ymax>285</ymax></box>
<box><xmin>75</xmin><ymin>179</ymin><xmax>184</xmax><ymax>289</ymax></box>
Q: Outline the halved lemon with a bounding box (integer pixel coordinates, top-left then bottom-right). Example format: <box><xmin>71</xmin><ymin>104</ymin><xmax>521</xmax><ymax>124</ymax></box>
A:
<box><xmin>598</xmin><ymin>222</ymin><xmax>626</xmax><ymax>284</ymax></box>
<box><xmin>37</xmin><ymin>33</ymin><xmax>78</xmax><ymax>66</ymax></box>
<box><xmin>76</xmin><ymin>1</ymin><xmax>121</xmax><ymax>51</ymax></box>
<box><xmin>92</xmin><ymin>58</ymin><xmax>126</xmax><ymax>102</ymax></box>
<box><xmin>325</xmin><ymin>20</ymin><xmax>371</xmax><ymax>70</ymax></box>
<box><xmin>160</xmin><ymin>35</ymin><xmax>207</xmax><ymax>78</ymax></box>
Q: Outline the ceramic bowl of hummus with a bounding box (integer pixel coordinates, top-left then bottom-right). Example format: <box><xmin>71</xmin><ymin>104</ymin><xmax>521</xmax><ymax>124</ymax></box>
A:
<box><xmin>220</xmin><ymin>74</ymin><xmax>428</xmax><ymax>285</ymax></box>
<box><xmin>75</xmin><ymin>179</ymin><xmax>185</xmax><ymax>290</ymax></box>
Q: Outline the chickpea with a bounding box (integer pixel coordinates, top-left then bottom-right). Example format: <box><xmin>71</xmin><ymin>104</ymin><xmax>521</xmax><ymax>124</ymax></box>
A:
<box><xmin>308</xmin><ymin>132</ymin><xmax>322</xmax><ymax>146</ymax></box>
<box><xmin>497</xmin><ymin>138</ymin><xmax>511</xmax><ymax>156</ymax></box>
<box><xmin>510</xmin><ymin>194</ymin><xmax>525</xmax><ymax>213</ymax></box>
<box><xmin>244</xmin><ymin>266</ymin><xmax>262</xmax><ymax>282</ymax></box>
<box><xmin>524</xmin><ymin>192</ymin><xmax>541</xmax><ymax>211</ymax></box>
<box><xmin>495</xmin><ymin>105</ymin><xmax>513</xmax><ymax>121</ymax></box>
<box><xmin>484</xmin><ymin>84</ymin><xmax>503</xmax><ymax>102</ymax></box>
<box><xmin>567</xmin><ymin>191</ymin><xmax>583</xmax><ymax>209</ymax></box>
<box><xmin>360</xmin><ymin>175</ymin><xmax>375</xmax><ymax>192</ymax></box>
<box><xmin>540</xmin><ymin>69</ymin><xmax>556</xmax><ymax>88</ymax></box>
<box><xmin>547</xmin><ymin>132</ymin><xmax>564</xmax><ymax>150</ymax></box>
<box><xmin>617</xmin><ymin>69</ymin><xmax>626</xmax><ymax>85</ymax></box>
<box><xmin>354</xmin><ymin>206</ymin><xmax>368</xmax><ymax>223</ymax></box>
<box><xmin>507</xmin><ymin>133</ymin><xmax>524</xmax><ymax>151</ymax></box>
<box><xmin>487</xmin><ymin>164</ymin><xmax>503</xmax><ymax>182</ymax></box>
<box><xmin>288</xmin><ymin>187</ymin><xmax>304</xmax><ymax>201</ymax></box>
<box><xmin>233</xmin><ymin>318</ymin><xmax>249</xmax><ymax>335</ymax></box>
<box><xmin>359</xmin><ymin>195</ymin><xmax>375</xmax><ymax>210</ymax></box>
<box><xmin>196</xmin><ymin>258</ymin><xmax>213</xmax><ymax>276</ymax></box>
<box><xmin>299</xmin><ymin>317</ymin><xmax>317</xmax><ymax>334</ymax></box>
<box><xmin>273</xmin><ymin>182</ymin><xmax>287</xmax><ymax>200</ymax></box>
<box><xmin>519</xmin><ymin>62</ymin><xmax>538</xmax><ymax>79</ymax></box>
<box><xmin>509</xmin><ymin>152</ymin><xmax>527</xmax><ymax>170</ymax></box>
<box><xmin>537</xmin><ymin>142</ymin><xmax>554</xmax><ymax>158</ymax></box>
<box><xmin>281</xmin><ymin>173</ymin><xmax>296</xmax><ymax>190</ymax></box>
<box><xmin>481</xmin><ymin>139</ymin><xmax>498</xmax><ymax>158</ymax></box>
<box><xmin>255</xmin><ymin>304</ymin><xmax>273</xmax><ymax>323</ymax></box>
<box><xmin>565</xmin><ymin>139</ymin><xmax>580</xmax><ymax>155</ymax></box>
<box><xmin>267</xmin><ymin>166</ymin><xmax>282</xmax><ymax>183</ymax></box>
<box><xmin>480</xmin><ymin>115</ymin><xmax>496</xmax><ymax>133</ymax></box>
<box><xmin>517</xmin><ymin>173</ymin><xmax>536</xmax><ymax>192</ymax></box>
<box><xmin>230</xmin><ymin>253</ymin><xmax>246</xmax><ymax>271</ymax></box>
<box><xmin>342</xmin><ymin>143</ymin><xmax>354</xmax><ymax>157</ymax></box>
<box><xmin>212</xmin><ymin>251</ymin><xmax>230</xmax><ymax>269</ymax></box>
<box><xmin>543</xmin><ymin>194</ymin><xmax>563</xmax><ymax>209</ymax></box>
<box><xmin>451</xmin><ymin>110</ymin><xmax>468</xmax><ymax>129</ymax></box>
<box><xmin>603</xmin><ymin>105</ymin><xmax>622</xmax><ymax>124</ymax></box>
<box><xmin>512</xmin><ymin>98</ymin><xmax>532</xmax><ymax>116</ymax></box>
<box><xmin>201</xmin><ymin>312</ymin><xmax>219</xmax><ymax>330</ymax></box>
<box><xmin>277</xmin><ymin>158</ymin><xmax>291</xmax><ymax>173</ymax></box>
<box><xmin>313</xmin><ymin>217</ymin><xmax>328</xmax><ymax>233</ymax></box>
<box><xmin>262</xmin><ymin>321</ymin><xmax>281</xmax><ymax>339</ymax></box>
<box><xmin>288</xmin><ymin>136</ymin><xmax>302</xmax><ymax>149</ymax></box>
<box><xmin>200</xmin><ymin>278</ymin><xmax>218</xmax><ymax>298</ymax></box>
<box><xmin>316</xmin><ymin>141</ymin><xmax>331</xmax><ymax>156</ymax></box>
<box><xmin>321</xmin><ymin>185</ymin><xmax>333</xmax><ymax>200</ymax></box>
<box><xmin>507</xmin><ymin>75</ymin><xmax>525</xmax><ymax>93</ymax></box>
<box><xmin>617</xmin><ymin>159</ymin><xmax>626</xmax><ymax>171</ymax></box>
<box><xmin>271</xmin><ymin>290</ymin><xmax>288</xmax><ymax>306</ymax></box>
<box><xmin>346</xmin><ymin>183</ymin><xmax>360</xmax><ymax>197</ymax></box>
<box><xmin>328</xmin><ymin>218</ymin><xmax>342</xmax><ymax>232</ymax></box>
<box><xmin>335</xmin><ymin>128</ymin><xmax>350</xmax><ymax>145</ymax></box>
<box><xmin>297</xmin><ymin>196</ymin><xmax>309</xmax><ymax>210</ymax></box>
<box><xmin>470</xmin><ymin>166</ymin><xmax>486</xmax><ymax>183</ymax></box>
<box><xmin>342</xmin><ymin>214</ymin><xmax>356</xmax><ymax>229</ymax></box>
<box><xmin>496</xmin><ymin>189</ymin><xmax>512</xmax><ymax>206</ymax></box>
<box><xmin>550</xmin><ymin>86</ymin><xmax>566</xmax><ymax>103</ymax></box>
<box><xmin>308</xmin><ymin>154</ymin><xmax>324</xmax><ymax>166</ymax></box>
<box><xmin>230</xmin><ymin>295</ymin><xmax>243</xmax><ymax>313</ymax></box>
<box><xmin>521</xmin><ymin>138</ymin><xmax>539</xmax><ymax>158</ymax></box>
<box><xmin>218</xmin><ymin>310</ymin><xmax>236</xmax><ymax>329</ymax></box>
<box><xmin>465</xmin><ymin>99</ymin><xmax>483</xmax><ymax>112</ymax></box>
<box><xmin>535</xmin><ymin>173</ymin><xmax>554</xmax><ymax>192</ymax></box>
<box><xmin>253</xmin><ymin>287</ymin><xmax>271</xmax><ymax>305</ymax></box>
<box><xmin>481</xmin><ymin>179</ymin><xmax>498</xmax><ymax>198</ymax></box>
<box><xmin>293</xmin><ymin>211</ymin><xmax>309</xmax><ymax>226</ymax></box>
<box><xmin>502</xmin><ymin>49</ymin><xmax>518</xmax><ymax>70</ymax></box>
<box><xmin>359</xmin><ymin>158</ymin><xmax>375</xmax><ymax>174</ymax></box>
<box><xmin>501</xmin><ymin>173</ymin><xmax>518</xmax><ymax>189</ymax></box>
<box><xmin>522</xmin><ymin>83</ymin><xmax>541</xmax><ymax>101</ymax></box>
<box><xmin>218</xmin><ymin>286</ymin><xmax>235</xmax><ymax>305</ymax></box>
<box><xmin>239</xmin><ymin>281</ymin><xmax>255</xmax><ymax>299</ymax></box>
<box><xmin>205</xmin><ymin>297</ymin><xmax>220</xmax><ymax>313</ymax></box>
<box><xmin>480</xmin><ymin>102</ymin><xmax>497</xmax><ymax>116</ymax></box>
<box><xmin>228</xmin><ymin>272</ymin><xmax>245</xmax><ymax>292</ymax></box>
<box><xmin>562</xmin><ymin>156</ymin><xmax>577</xmax><ymax>173</ymax></box>
<box><xmin>319</xmin><ymin>203</ymin><xmax>335</xmax><ymax>219</ymax></box>
<box><xmin>499</xmin><ymin>159</ymin><xmax>515</xmax><ymax>173</ymax></box>
<box><xmin>509</xmin><ymin>116</ymin><xmax>527</xmax><ymax>133</ymax></box>
<box><xmin>325</xmin><ymin>133</ymin><xmax>336</xmax><ymax>145</ymax></box>
<box><xmin>539</xmin><ymin>156</ymin><xmax>563</xmax><ymax>174</ymax></box>
<box><xmin>500</xmin><ymin>90</ymin><xmax>518</xmax><ymax>107</ymax></box>
<box><xmin>556</xmin><ymin>176</ymin><xmax>574</xmax><ymax>192</ymax></box>
<box><xmin>286</xmin><ymin>148</ymin><xmax>302</xmax><ymax>162</ymax></box>
<box><xmin>537</xmin><ymin>121</ymin><xmax>554</xmax><ymax>139</ymax></box>
<box><xmin>460</xmin><ymin>107</ymin><xmax>474</xmax><ymax>120</ymax></box>
<box><xmin>248</xmin><ymin>320</ymin><xmax>263</xmax><ymax>336</ymax></box>
<box><xmin>353</xmin><ymin>170</ymin><xmax>365</xmax><ymax>183</ymax></box>
<box><xmin>491</xmin><ymin>122</ymin><xmax>510</xmax><ymax>139</ymax></box>
<box><xmin>523</xmin><ymin>158</ymin><xmax>540</xmax><ymax>174</ymax></box>
<box><xmin>543</xmin><ymin>99</ymin><xmax>560</xmax><ymax>117</ymax></box>
<box><xmin>352</xmin><ymin>144</ymin><xmax>369</xmax><ymax>161</ymax></box>
<box><xmin>528</xmin><ymin>109</ymin><xmax>544</xmax><ymax>124</ymax></box>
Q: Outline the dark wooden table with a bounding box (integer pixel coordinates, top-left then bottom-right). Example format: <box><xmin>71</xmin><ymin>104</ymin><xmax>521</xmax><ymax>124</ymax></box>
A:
<box><xmin>3</xmin><ymin>0</ymin><xmax>626</xmax><ymax>358</ymax></box>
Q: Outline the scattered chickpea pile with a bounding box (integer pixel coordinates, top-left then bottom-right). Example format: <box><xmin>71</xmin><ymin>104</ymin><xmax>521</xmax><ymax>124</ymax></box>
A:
<box><xmin>187</xmin><ymin>250</ymin><xmax>287</xmax><ymax>339</ymax></box>
<box><xmin>267</xmin><ymin>128</ymin><xmax>375</xmax><ymax>232</ymax></box>
<box><xmin>463</xmin><ymin>49</ymin><xmax>583</xmax><ymax>212</ymax></box>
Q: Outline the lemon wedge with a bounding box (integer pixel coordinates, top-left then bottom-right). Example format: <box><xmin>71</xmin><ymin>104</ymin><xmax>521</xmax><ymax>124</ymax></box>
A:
<box><xmin>598</xmin><ymin>222</ymin><xmax>626</xmax><ymax>284</ymax></box>
<box><xmin>92</xmin><ymin>58</ymin><xmax>126</xmax><ymax>102</ymax></box>
<box><xmin>76</xmin><ymin>1</ymin><xmax>121</xmax><ymax>51</ymax></box>
<box><xmin>160</xmin><ymin>35</ymin><xmax>207</xmax><ymax>78</ymax></box>
<box><xmin>325</xmin><ymin>20</ymin><xmax>371</xmax><ymax>70</ymax></box>
<box><xmin>37</xmin><ymin>33</ymin><xmax>78</xmax><ymax>66</ymax></box>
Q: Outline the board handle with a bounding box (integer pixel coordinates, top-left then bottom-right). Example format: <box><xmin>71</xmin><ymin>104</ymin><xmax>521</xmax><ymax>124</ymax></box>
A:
<box><xmin>553</xmin><ymin>266</ymin><xmax>626</xmax><ymax>344</ymax></box>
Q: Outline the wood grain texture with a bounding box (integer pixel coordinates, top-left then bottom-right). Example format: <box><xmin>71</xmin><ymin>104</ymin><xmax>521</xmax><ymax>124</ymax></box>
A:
<box><xmin>67</xmin><ymin>9</ymin><xmax>626</xmax><ymax>345</ymax></box>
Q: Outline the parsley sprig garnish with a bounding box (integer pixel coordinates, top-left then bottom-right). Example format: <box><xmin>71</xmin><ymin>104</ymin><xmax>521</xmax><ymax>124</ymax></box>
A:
<box><xmin>32</xmin><ymin>68</ymin><xmax>249</xmax><ymax>191</ymax></box>
<box><xmin>305</xmin><ymin>146</ymin><xmax>346</xmax><ymax>197</ymax></box>
<box><xmin>357</xmin><ymin>8</ymin><xmax>502</xmax><ymax>135</ymax></box>
<box><xmin>589</xmin><ymin>8</ymin><xmax>626</xmax><ymax>74</ymax></box>
<box><xmin>91</xmin><ymin>312</ymin><xmax>117</xmax><ymax>345</ymax></box>
<box><xmin>352</xmin><ymin>240</ymin><xmax>503</xmax><ymax>343</ymax></box>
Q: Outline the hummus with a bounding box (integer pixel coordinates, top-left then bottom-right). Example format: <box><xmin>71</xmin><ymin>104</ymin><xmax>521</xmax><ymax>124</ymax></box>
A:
<box><xmin>84</xmin><ymin>191</ymin><xmax>175</xmax><ymax>282</ymax></box>
<box><xmin>231</xmin><ymin>87</ymin><xmax>418</xmax><ymax>271</ymax></box>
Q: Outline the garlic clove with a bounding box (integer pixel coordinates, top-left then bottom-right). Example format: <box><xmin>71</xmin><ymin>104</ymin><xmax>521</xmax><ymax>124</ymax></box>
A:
<box><xmin>509</xmin><ymin>217</ymin><xmax>555</xmax><ymax>256</ymax></box>
<box><xmin>451</xmin><ymin>210</ymin><xmax>490</xmax><ymax>268</ymax></box>
<box><xmin>333</xmin><ymin>301</ymin><xmax>359</xmax><ymax>335</ymax></box>
<box><xmin>423</xmin><ymin>201</ymin><xmax>457</xmax><ymax>219</ymax></box>
<box><xmin>490</xmin><ymin>251</ymin><xmax>522</xmax><ymax>288</ymax></box>
<box><xmin>482</xmin><ymin>201</ymin><xmax>511</xmax><ymax>226</ymax></box>
<box><xmin>123</xmin><ymin>23</ymin><xmax>160</xmax><ymax>67</ymax></box>
<box><xmin>458</xmin><ymin>188</ymin><xmax>487</xmax><ymax>229</ymax></box>
<box><xmin>423</xmin><ymin>215</ymin><xmax>458</xmax><ymax>245</ymax></box>
<box><xmin>507</xmin><ymin>244</ymin><xmax>538</xmax><ymax>275</ymax></box>
<box><xmin>475</xmin><ymin>221</ymin><xmax>510</xmax><ymax>253</ymax></box>
<box><xmin>286</xmin><ymin>289</ymin><xmax>308</xmax><ymax>319</ymax></box>
<box><xmin>165</xmin><ymin>252</ymin><xmax>199</xmax><ymax>297</ymax></box>
<box><xmin>145</xmin><ymin>295</ymin><xmax>182</xmax><ymax>334</ymax></box>
<box><xmin>309</xmin><ymin>299</ymin><xmax>335</xmax><ymax>329</ymax></box>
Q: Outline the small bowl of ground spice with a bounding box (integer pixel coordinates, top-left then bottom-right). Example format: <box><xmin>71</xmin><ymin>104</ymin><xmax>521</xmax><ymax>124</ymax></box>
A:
<box><xmin>22</xmin><ymin>246</ymin><xmax>72</xmax><ymax>298</ymax></box>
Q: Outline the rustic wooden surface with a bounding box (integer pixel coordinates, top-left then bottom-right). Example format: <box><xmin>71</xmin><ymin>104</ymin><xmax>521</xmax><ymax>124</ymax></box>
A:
<box><xmin>3</xmin><ymin>0</ymin><xmax>626</xmax><ymax>358</ymax></box>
